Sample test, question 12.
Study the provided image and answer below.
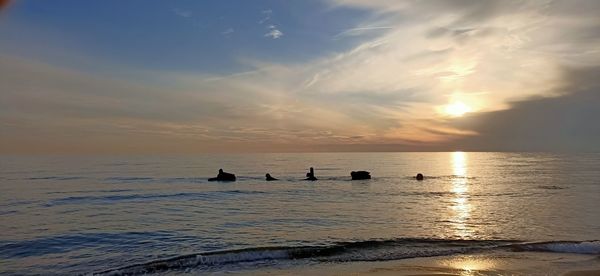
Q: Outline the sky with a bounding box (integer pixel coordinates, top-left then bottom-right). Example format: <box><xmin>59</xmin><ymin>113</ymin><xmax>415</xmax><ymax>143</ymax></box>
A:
<box><xmin>0</xmin><ymin>0</ymin><xmax>599</xmax><ymax>154</ymax></box>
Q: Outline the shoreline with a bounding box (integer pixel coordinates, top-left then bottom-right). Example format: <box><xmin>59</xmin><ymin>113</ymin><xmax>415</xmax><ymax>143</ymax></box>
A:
<box><xmin>243</xmin><ymin>251</ymin><xmax>600</xmax><ymax>276</ymax></box>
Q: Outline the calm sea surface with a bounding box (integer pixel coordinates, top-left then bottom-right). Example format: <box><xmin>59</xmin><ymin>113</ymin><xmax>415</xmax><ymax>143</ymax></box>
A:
<box><xmin>1</xmin><ymin>152</ymin><xmax>599</xmax><ymax>274</ymax></box>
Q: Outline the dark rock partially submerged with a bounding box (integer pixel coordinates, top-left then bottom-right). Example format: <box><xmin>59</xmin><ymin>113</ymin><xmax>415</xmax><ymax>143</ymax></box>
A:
<box><xmin>265</xmin><ymin>173</ymin><xmax>278</xmax><ymax>181</ymax></box>
<box><xmin>208</xmin><ymin>169</ymin><xmax>236</xmax><ymax>182</ymax></box>
<box><xmin>351</xmin><ymin>171</ymin><xmax>371</xmax><ymax>180</ymax></box>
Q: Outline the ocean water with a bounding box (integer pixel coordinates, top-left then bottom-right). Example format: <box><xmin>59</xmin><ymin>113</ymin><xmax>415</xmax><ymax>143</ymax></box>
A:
<box><xmin>1</xmin><ymin>152</ymin><xmax>599</xmax><ymax>275</ymax></box>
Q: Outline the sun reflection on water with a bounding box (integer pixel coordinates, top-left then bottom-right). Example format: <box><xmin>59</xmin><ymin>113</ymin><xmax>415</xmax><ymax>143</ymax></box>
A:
<box><xmin>450</xmin><ymin>151</ymin><xmax>472</xmax><ymax>238</ymax></box>
<box><xmin>444</xmin><ymin>256</ymin><xmax>498</xmax><ymax>275</ymax></box>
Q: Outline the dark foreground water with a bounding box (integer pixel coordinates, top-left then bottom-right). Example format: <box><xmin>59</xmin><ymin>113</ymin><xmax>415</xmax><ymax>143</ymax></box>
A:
<box><xmin>1</xmin><ymin>152</ymin><xmax>599</xmax><ymax>275</ymax></box>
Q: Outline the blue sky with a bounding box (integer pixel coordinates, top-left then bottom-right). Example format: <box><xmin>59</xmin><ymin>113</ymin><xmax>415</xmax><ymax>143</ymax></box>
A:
<box><xmin>1</xmin><ymin>0</ymin><xmax>599</xmax><ymax>153</ymax></box>
<box><xmin>1</xmin><ymin>0</ymin><xmax>374</xmax><ymax>73</ymax></box>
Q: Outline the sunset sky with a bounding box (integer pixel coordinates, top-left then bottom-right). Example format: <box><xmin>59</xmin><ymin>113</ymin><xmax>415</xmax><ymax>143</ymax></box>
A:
<box><xmin>1</xmin><ymin>0</ymin><xmax>599</xmax><ymax>153</ymax></box>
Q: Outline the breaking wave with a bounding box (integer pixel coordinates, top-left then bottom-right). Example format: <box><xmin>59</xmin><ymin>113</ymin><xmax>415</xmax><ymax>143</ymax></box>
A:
<box><xmin>513</xmin><ymin>240</ymin><xmax>600</xmax><ymax>254</ymax></box>
<box><xmin>94</xmin><ymin>239</ymin><xmax>599</xmax><ymax>275</ymax></box>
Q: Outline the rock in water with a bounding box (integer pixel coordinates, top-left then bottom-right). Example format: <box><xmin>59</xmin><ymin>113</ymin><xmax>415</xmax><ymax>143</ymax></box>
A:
<box><xmin>265</xmin><ymin>173</ymin><xmax>278</xmax><ymax>181</ymax></box>
<box><xmin>351</xmin><ymin>171</ymin><xmax>371</xmax><ymax>180</ymax></box>
<box><xmin>208</xmin><ymin>169</ymin><xmax>236</xmax><ymax>182</ymax></box>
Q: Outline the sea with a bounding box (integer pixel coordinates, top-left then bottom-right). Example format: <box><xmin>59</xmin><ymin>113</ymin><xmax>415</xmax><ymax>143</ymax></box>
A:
<box><xmin>1</xmin><ymin>152</ymin><xmax>599</xmax><ymax>275</ymax></box>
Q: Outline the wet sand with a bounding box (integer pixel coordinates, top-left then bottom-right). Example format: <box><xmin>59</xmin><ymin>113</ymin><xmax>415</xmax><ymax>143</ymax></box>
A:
<box><xmin>246</xmin><ymin>251</ymin><xmax>600</xmax><ymax>276</ymax></box>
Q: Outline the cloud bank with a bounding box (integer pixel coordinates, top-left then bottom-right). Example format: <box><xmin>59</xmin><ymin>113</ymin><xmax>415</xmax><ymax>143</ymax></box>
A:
<box><xmin>446</xmin><ymin>66</ymin><xmax>600</xmax><ymax>152</ymax></box>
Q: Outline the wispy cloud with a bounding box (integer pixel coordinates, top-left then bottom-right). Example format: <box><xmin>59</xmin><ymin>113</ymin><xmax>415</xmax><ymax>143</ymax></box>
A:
<box><xmin>259</xmin><ymin>9</ymin><xmax>272</xmax><ymax>24</ymax></box>
<box><xmin>172</xmin><ymin>8</ymin><xmax>192</xmax><ymax>18</ymax></box>
<box><xmin>264</xmin><ymin>25</ymin><xmax>283</xmax><ymax>39</ymax></box>
<box><xmin>258</xmin><ymin>9</ymin><xmax>283</xmax><ymax>39</ymax></box>
<box><xmin>260</xmin><ymin>10</ymin><xmax>282</xmax><ymax>39</ymax></box>
<box><xmin>221</xmin><ymin>28</ymin><xmax>234</xmax><ymax>36</ymax></box>
<box><xmin>333</xmin><ymin>26</ymin><xmax>393</xmax><ymax>38</ymax></box>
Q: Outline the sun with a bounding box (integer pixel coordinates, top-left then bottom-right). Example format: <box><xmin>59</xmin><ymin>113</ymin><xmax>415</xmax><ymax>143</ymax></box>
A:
<box><xmin>444</xmin><ymin>101</ymin><xmax>471</xmax><ymax>117</ymax></box>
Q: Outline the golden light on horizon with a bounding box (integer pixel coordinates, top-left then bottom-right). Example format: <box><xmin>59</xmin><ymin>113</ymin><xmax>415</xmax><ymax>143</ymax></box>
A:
<box><xmin>444</xmin><ymin>101</ymin><xmax>472</xmax><ymax>117</ymax></box>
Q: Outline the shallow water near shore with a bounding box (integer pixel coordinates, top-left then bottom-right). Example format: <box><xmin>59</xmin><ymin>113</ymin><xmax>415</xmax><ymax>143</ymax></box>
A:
<box><xmin>1</xmin><ymin>152</ymin><xmax>599</xmax><ymax>275</ymax></box>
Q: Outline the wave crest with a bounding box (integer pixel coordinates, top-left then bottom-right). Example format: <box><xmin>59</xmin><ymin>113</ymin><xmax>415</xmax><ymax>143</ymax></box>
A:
<box><xmin>514</xmin><ymin>241</ymin><xmax>600</xmax><ymax>254</ymax></box>
<box><xmin>94</xmin><ymin>238</ymin><xmax>515</xmax><ymax>275</ymax></box>
<box><xmin>94</xmin><ymin>239</ymin><xmax>600</xmax><ymax>275</ymax></box>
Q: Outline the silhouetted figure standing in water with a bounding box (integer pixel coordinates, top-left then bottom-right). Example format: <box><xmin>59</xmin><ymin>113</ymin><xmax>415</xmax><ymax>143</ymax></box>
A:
<box><xmin>208</xmin><ymin>169</ymin><xmax>236</xmax><ymax>182</ymax></box>
<box><xmin>416</xmin><ymin>173</ymin><xmax>424</xmax><ymax>181</ymax></box>
<box><xmin>305</xmin><ymin>167</ymin><xmax>317</xmax><ymax>181</ymax></box>
<box><xmin>265</xmin><ymin>173</ymin><xmax>278</xmax><ymax>181</ymax></box>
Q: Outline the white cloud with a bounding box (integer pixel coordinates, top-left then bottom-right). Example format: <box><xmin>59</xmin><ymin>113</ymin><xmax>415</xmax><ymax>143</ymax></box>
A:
<box><xmin>333</xmin><ymin>26</ymin><xmax>393</xmax><ymax>38</ymax></box>
<box><xmin>259</xmin><ymin>9</ymin><xmax>272</xmax><ymax>24</ymax></box>
<box><xmin>222</xmin><ymin>28</ymin><xmax>234</xmax><ymax>36</ymax></box>
<box><xmin>173</xmin><ymin>8</ymin><xmax>192</xmax><ymax>18</ymax></box>
<box><xmin>264</xmin><ymin>28</ymin><xmax>283</xmax><ymax>39</ymax></box>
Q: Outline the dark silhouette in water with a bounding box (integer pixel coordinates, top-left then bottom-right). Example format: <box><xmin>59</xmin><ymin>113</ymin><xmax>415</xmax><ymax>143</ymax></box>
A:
<box><xmin>416</xmin><ymin>173</ymin><xmax>424</xmax><ymax>181</ymax></box>
<box><xmin>305</xmin><ymin>167</ymin><xmax>317</xmax><ymax>181</ymax></box>
<box><xmin>265</xmin><ymin>173</ymin><xmax>278</xmax><ymax>181</ymax></box>
<box><xmin>208</xmin><ymin>169</ymin><xmax>236</xmax><ymax>182</ymax></box>
<box><xmin>351</xmin><ymin>171</ymin><xmax>371</xmax><ymax>180</ymax></box>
